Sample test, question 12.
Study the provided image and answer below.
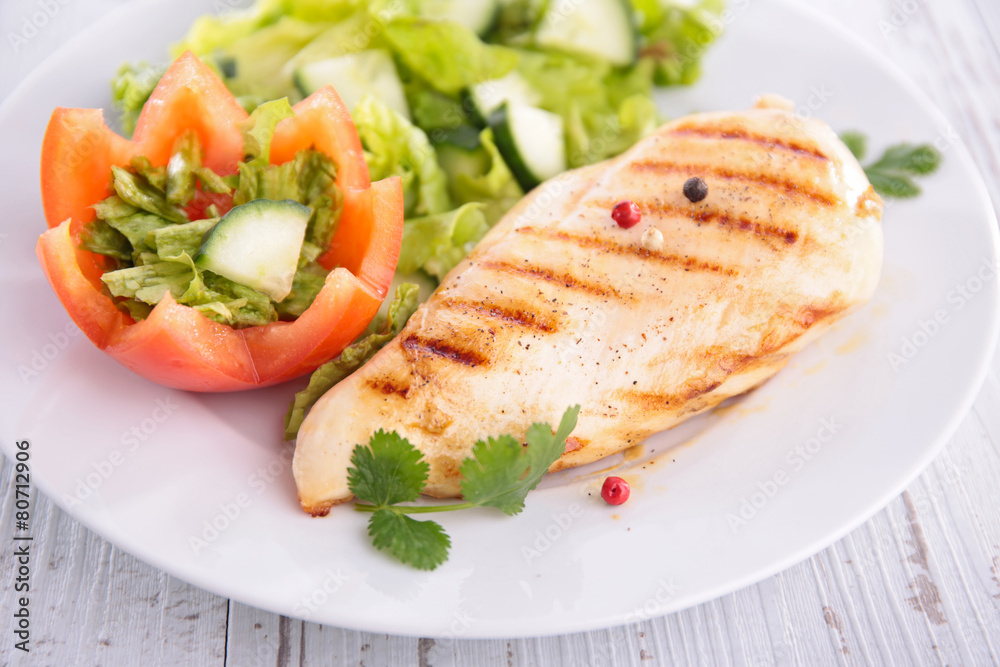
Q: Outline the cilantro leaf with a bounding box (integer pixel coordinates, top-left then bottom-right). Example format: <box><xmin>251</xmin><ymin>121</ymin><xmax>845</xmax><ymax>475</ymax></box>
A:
<box><xmin>459</xmin><ymin>435</ymin><xmax>529</xmax><ymax>515</ymax></box>
<box><xmin>867</xmin><ymin>143</ymin><xmax>941</xmax><ymax>176</ymax></box>
<box><xmin>348</xmin><ymin>430</ymin><xmax>429</xmax><ymax>506</ymax></box>
<box><xmin>460</xmin><ymin>405</ymin><xmax>580</xmax><ymax>515</ymax></box>
<box><xmin>349</xmin><ymin>405</ymin><xmax>580</xmax><ymax>570</ymax></box>
<box><xmin>866</xmin><ymin>172</ymin><xmax>921</xmax><ymax>199</ymax></box>
<box><xmin>839</xmin><ymin>131</ymin><xmax>867</xmax><ymax>161</ymax></box>
<box><xmin>840</xmin><ymin>132</ymin><xmax>942</xmax><ymax>200</ymax></box>
<box><xmin>527</xmin><ymin>405</ymin><xmax>580</xmax><ymax>475</ymax></box>
<box><xmin>368</xmin><ymin>509</ymin><xmax>451</xmax><ymax>571</ymax></box>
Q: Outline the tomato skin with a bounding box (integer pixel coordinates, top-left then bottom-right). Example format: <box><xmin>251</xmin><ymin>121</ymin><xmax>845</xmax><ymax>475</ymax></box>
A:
<box><xmin>35</xmin><ymin>52</ymin><xmax>402</xmax><ymax>392</ymax></box>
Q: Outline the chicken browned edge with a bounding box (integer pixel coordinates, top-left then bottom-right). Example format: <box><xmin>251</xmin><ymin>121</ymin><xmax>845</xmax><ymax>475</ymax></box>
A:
<box><xmin>293</xmin><ymin>96</ymin><xmax>884</xmax><ymax>516</ymax></box>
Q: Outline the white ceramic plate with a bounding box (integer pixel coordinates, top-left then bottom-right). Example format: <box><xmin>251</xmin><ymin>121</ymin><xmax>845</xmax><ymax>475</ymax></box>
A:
<box><xmin>1</xmin><ymin>0</ymin><xmax>997</xmax><ymax>638</ymax></box>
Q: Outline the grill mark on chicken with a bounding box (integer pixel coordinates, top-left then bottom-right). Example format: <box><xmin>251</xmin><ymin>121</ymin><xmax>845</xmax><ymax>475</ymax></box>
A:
<box><xmin>590</xmin><ymin>199</ymin><xmax>799</xmax><ymax>247</ymax></box>
<box><xmin>366</xmin><ymin>377</ymin><xmax>410</xmax><ymax>398</ymax></box>
<box><xmin>401</xmin><ymin>334</ymin><xmax>488</xmax><ymax>367</ymax></box>
<box><xmin>670</xmin><ymin>126</ymin><xmax>830</xmax><ymax>161</ymax></box>
<box><xmin>476</xmin><ymin>259</ymin><xmax>620</xmax><ymax>298</ymax></box>
<box><xmin>630</xmin><ymin>159</ymin><xmax>838</xmax><ymax>206</ymax></box>
<box><xmin>438</xmin><ymin>297</ymin><xmax>559</xmax><ymax>333</ymax></box>
<box><xmin>516</xmin><ymin>227</ymin><xmax>740</xmax><ymax>277</ymax></box>
<box><xmin>291</xmin><ymin>105</ymin><xmax>885</xmax><ymax>512</ymax></box>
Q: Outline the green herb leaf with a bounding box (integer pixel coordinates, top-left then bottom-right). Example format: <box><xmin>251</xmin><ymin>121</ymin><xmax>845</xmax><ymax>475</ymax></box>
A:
<box><xmin>460</xmin><ymin>405</ymin><xmax>580</xmax><ymax>515</ymax></box>
<box><xmin>843</xmin><ymin>133</ymin><xmax>942</xmax><ymax>200</ymax></box>
<box><xmin>367</xmin><ymin>509</ymin><xmax>450</xmax><ymax>571</ymax></box>
<box><xmin>839</xmin><ymin>131</ymin><xmax>867</xmax><ymax>161</ymax></box>
<box><xmin>867</xmin><ymin>143</ymin><xmax>941</xmax><ymax>176</ymax></box>
<box><xmin>866</xmin><ymin>172</ymin><xmax>922</xmax><ymax>199</ymax></box>
<box><xmin>348</xmin><ymin>430</ymin><xmax>430</xmax><ymax>507</ymax></box>
<box><xmin>348</xmin><ymin>405</ymin><xmax>580</xmax><ymax>569</ymax></box>
<box><xmin>458</xmin><ymin>435</ymin><xmax>531</xmax><ymax>515</ymax></box>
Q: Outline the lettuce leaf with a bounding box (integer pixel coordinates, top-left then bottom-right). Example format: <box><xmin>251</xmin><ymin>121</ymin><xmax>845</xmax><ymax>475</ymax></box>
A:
<box><xmin>636</xmin><ymin>0</ymin><xmax>725</xmax><ymax>86</ymax></box>
<box><xmin>241</xmin><ymin>98</ymin><xmax>296</xmax><ymax>168</ymax></box>
<box><xmin>398</xmin><ymin>202</ymin><xmax>489</xmax><ymax>282</ymax></box>
<box><xmin>110</xmin><ymin>62</ymin><xmax>166</xmax><ymax>136</ymax></box>
<box><xmin>352</xmin><ymin>95</ymin><xmax>452</xmax><ymax>217</ymax></box>
<box><xmin>283</xmin><ymin>282</ymin><xmax>421</xmax><ymax>440</ymax></box>
<box><xmin>383</xmin><ymin>16</ymin><xmax>519</xmax><ymax>96</ymax></box>
<box><xmin>514</xmin><ymin>50</ymin><xmax>659</xmax><ymax>168</ymax></box>
<box><xmin>448</xmin><ymin>129</ymin><xmax>523</xmax><ymax>226</ymax></box>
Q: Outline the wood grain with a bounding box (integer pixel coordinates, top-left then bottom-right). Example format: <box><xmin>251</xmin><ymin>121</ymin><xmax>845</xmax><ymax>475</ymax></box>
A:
<box><xmin>1</xmin><ymin>0</ymin><xmax>999</xmax><ymax>665</ymax></box>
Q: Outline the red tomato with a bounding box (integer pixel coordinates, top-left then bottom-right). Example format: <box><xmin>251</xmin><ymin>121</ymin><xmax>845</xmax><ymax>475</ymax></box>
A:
<box><xmin>35</xmin><ymin>52</ymin><xmax>403</xmax><ymax>392</ymax></box>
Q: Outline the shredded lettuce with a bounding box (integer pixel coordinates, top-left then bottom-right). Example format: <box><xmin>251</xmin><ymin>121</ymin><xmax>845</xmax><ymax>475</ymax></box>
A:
<box><xmin>233</xmin><ymin>103</ymin><xmax>343</xmax><ymax>250</ymax></box>
<box><xmin>111</xmin><ymin>62</ymin><xmax>165</xmax><ymax>136</ymax></box>
<box><xmin>150</xmin><ymin>218</ymin><xmax>219</xmax><ymax>258</ymax></box>
<box><xmin>242</xmin><ymin>98</ymin><xmax>296</xmax><ymax>167</ymax></box>
<box><xmin>283</xmin><ymin>282</ymin><xmax>421</xmax><ymax>439</ymax></box>
<box><xmin>82</xmin><ymin>98</ymin><xmax>343</xmax><ymax>328</ymax></box>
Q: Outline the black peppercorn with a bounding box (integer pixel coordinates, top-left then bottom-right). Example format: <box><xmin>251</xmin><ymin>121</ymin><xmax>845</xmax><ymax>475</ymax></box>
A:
<box><xmin>683</xmin><ymin>177</ymin><xmax>708</xmax><ymax>203</ymax></box>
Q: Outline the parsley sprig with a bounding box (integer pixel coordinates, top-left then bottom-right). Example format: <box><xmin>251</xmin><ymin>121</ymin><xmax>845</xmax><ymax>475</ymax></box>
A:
<box><xmin>347</xmin><ymin>406</ymin><xmax>581</xmax><ymax>570</ymax></box>
<box><xmin>841</xmin><ymin>131</ymin><xmax>942</xmax><ymax>199</ymax></box>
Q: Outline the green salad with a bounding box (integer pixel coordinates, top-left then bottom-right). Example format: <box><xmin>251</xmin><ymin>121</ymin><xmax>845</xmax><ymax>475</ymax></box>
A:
<box><xmin>82</xmin><ymin>99</ymin><xmax>343</xmax><ymax>328</ymax></box>
<box><xmin>110</xmin><ymin>0</ymin><xmax>725</xmax><ymax>428</ymax></box>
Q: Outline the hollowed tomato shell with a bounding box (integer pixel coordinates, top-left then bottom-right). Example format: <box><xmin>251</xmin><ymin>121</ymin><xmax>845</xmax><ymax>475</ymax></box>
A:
<box><xmin>36</xmin><ymin>52</ymin><xmax>403</xmax><ymax>391</ymax></box>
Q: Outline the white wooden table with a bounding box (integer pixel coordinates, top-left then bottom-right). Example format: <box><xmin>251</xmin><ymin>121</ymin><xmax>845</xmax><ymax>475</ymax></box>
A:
<box><xmin>3</xmin><ymin>1</ymin><xmax>999</xmax><ymax>664</ymax></box>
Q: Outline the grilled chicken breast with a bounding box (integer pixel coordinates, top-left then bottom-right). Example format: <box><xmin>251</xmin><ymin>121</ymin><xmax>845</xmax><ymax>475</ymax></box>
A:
<box><xmin>293</xmin><ymin>97</ymin><xmax>884</xmax><ymax>516</ymax></box>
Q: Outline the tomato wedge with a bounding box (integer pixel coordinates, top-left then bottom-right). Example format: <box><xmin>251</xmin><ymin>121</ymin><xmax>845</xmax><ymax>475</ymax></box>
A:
<box><xmin>35</xmin><ymin>52</ymin><xmax>403</xmax><ymax>392</ymax></box>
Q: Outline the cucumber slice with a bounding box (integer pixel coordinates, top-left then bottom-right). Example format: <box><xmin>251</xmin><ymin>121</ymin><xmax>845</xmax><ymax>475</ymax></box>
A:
<box><xmin>293</xmin><ymin>50</ymin><xmax>410</xmax><ymax>119</ymax></box>
<box><xmin>488</xmin><ymin>103</ymin><xmax>566</xmax><ymax>191</ymax></box>
<box><xmin>534</xmin><ymin>0</ymin><xmax>638</xmax><ymax>66</ymax></box>
<box><xmin>436</xmin><ymin>142</ymin><xmax>491</xmax><ymax>183</ymax></box>
<box><xmin>195</xmin><ymin>199</ymin><xmax>311</xmax><ymax>303</ymax></box>
<box><xmin>463</xmin><ymin>71</ymin><xmax>541</xmax><ymax>126</ymax></box>
<box><xmin>433</xmin><ymin>127</ymin><xmax>491</xmax><ymax>183</ymax></box>
<box><xmin>421</xmin><ymin>0</ymin><xmax>500</xmax><ymax>36</ymax></box>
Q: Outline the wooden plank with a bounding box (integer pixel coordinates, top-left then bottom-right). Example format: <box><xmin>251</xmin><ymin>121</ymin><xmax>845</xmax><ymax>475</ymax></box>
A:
<box><xmin>0</xmin><ymin>459</ymin><xmax>228</xmax><ymax>665</ymax></box>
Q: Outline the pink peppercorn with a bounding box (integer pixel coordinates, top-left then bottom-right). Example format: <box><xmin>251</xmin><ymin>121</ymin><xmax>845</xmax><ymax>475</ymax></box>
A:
<box><xmin>601</xmin><ymin>476</ymin><xmax>630</xmax><ymax>505</ymax></box>
<box><xmin>612</xmin><ymin>201</ymin><xmax>642</xmax><ymax>229</ymax></box>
